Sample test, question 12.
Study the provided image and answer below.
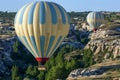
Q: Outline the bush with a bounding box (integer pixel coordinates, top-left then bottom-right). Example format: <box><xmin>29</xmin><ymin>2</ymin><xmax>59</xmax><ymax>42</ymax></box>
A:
<box><xmin>37</xmin><ymin>71</ymin><xmax>45</xmax><ymax>80</ymax></box>
<box><xmin>83</xmin><ymin>49</ymin><xmax>95</xmax><ymax>67</ymax></box>
<box><xmin>26</xmin><ymin>65</ymin><xmax>39</xmax><ymax>78</ymax></box>
<box><xmin>13</xmin><ymin>40</ymin><xmax>19</xmax><ymax>53</ymax></box>
<box><xmin>11</xmin><ymin>65</ymin><xmax>21</xmax><ymax>80</ymax></box>
<box><xmin>80</xmin><ymin>38</ymin><xmax>89</xmax><ymax>45</ymax></box>
<box><xmin>46</xmin><ymin>65</ymin><xmax>67</xmax><ymax>80</ymax></box>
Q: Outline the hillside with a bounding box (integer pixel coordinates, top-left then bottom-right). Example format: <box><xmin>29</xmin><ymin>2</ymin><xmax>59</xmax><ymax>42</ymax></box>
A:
<box><xmin>86</xmin><ymin>25</ymin><xmax>120</xmax><ymax>62</ymax></box>
<box><xmin>67</xmin><ymin>60</ymin><xmax>120</xmax><ymax>80</ymax></box>
<box><xmin>67</xmin><ymin>25</ymin><xmax>120</xmax><ymax>80</ymax></box>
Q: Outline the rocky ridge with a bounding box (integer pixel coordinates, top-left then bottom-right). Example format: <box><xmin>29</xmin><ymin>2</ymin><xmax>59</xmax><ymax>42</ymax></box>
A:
<box><xmin>86</xmin><ymin>27</ymin><xmax>120</xmax><ymax>61</ymax></box>
<box><xmin>67</xmin><ymin>60</ymin><xmax>120</xmax><ymax>80</ymax></box>
<box><xmin>67</xmin><ymin>26</ymin><xmax>120</xmax><ymax>80</ymax></box>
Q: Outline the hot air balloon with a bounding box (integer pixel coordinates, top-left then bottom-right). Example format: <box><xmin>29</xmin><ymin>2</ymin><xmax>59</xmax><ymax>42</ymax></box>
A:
<box><xmin>14</xmin><ymin>1</ymin><xmax>70</xmax><ymax>70</ymax></box>
<box><xmin>87</xmin><ymin>12</ymin><xmax>104</xmax><ymax>32</ymax></box>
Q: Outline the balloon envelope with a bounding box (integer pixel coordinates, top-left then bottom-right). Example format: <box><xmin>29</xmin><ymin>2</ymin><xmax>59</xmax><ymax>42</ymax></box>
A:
<box><xmin>14</xmin><ymin>1</ymin><xmax>70</xmax><ymax>63</ymax></box>
<box><xmin>87</xmin><ymin>12</ymin><xmax>104</xmax><ymax>29</ymax></box>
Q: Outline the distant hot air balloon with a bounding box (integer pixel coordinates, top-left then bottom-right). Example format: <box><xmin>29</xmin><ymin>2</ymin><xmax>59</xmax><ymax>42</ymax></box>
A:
<box><xmin>87</xmin><ymin>12</ymin><xmax>104</xmax><ymax>32</ymax></box>
<box><xmin>14</xmin><ymin>1</ymin><xmax>70</xmax><ymax>70</ymax></box>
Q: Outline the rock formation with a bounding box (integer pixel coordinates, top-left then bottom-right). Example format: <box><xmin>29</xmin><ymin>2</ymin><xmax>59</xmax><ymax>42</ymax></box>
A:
<box><xmin>67</xmin><ymin>26</ymin><xmax>120</xmax><ymax>80</ymax></box>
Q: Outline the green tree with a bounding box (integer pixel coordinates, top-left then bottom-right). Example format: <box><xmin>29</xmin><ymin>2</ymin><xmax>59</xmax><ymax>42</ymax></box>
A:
<box><xmin>65</xmin><ymin>59</ymin><xmax>80</xmax><ymax>72</ymax></box>
<box><xmin>37</xmin><ymin>71</ymin><xmax>45</xmax><ymax>80</ymax></box>
<box><xmin>83</xmin><ymin>49</ymin><xmax>94</xmax><ymax>67</ymax></box>
<box><xmin>80</xmin><ymin>38</ymin><xmax>89</xmax><ymax>45</ymax></box>
<box><xmin>55</xmin><ymin>52</ymin><xmax>64</xmax><ymax>67</ymax></box>
<box><xmin>11</xmin><ymin>65</ymin><xmax>21</xmax><ymax>80</ymax></box>
<box><xmin>46</xmin><ymin>65</ymin><xmax>66</xmax><ymax>80</ymax></box>
<box><xmin>13</xmin><ymin>40</ymin><xmax>19</xmax><ymax>53</ymax></box>
<box><xmin>26</xmin><ymin>65</ymin><xmax>33</xmax><ymax>78</ymax></box>
<box><xmin>45</xmin><ymin>56</ymin><xmax>55</xmax><ymax>70</ymax></box>
<box><xmin>26</xmin><ymin>65</ymin><xmax>39</xmax><ymax>78</ymax></box>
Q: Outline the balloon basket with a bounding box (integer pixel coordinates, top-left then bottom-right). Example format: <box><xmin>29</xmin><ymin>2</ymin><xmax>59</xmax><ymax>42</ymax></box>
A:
<box><xmin>36</xmin><ymin>58</ymin><xmax>49</xmax><ymax>71</ymax></box>
<box><xmin>38</xmin><ymin>65</ymin><xmax>46</xmax><ymax>71</ymax></box>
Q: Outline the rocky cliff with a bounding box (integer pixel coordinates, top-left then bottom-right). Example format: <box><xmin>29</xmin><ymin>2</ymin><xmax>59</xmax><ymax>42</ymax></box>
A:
<box><xmin>67</xmin><ymin>25</ymin><xmax>120</xmax><ymax>80</ymax></box>
<box><xmin>85</xmin><ymin>26</ymin><xmax>120</xmax><ymax>62</ymax></box>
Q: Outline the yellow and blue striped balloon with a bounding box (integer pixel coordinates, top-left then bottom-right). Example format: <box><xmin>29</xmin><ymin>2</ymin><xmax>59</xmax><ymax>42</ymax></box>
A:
<box><xmin>14</xmin><ymin>1</ymin><xmax>70</xmax><ymax>63</ymax></box>
<box><xmin>87</xmin><ymin>12</ymin><xmax>104</xmax><ymax>29</ymax></box>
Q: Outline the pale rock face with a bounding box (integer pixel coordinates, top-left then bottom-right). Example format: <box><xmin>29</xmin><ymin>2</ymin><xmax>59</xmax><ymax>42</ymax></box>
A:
<box><xmin>108</xmin><ymin>46</ymin><xmax>114</xmax><ymax>52</ymax></box>
<box><xmin>94</xmin><ymin>46</ymin><xmax>101</xmax><ymax>55</ymax></box>
<box><xmin>82</xmin><ymin>23</ymin><xmax>93</xmax><ymax>31</ymax></box>
<box><xmin>85</xmin><ymin>28</ymin><xmax>120</xmax><ymax>60</ymax></box>
<box><xmin>104</xmin><ymin>53</ymin><xmax>110</xmax><ymax>59</ymax></box>
<box><xmin>90</xmin><ymin>30</ymin><xmax>108</xmax><ymax>39</ymax></box>
<box><xmin>113</xmin><ymin>46</ymin><xmax>120</xmax><ymax>58</ymax></box>
<box><xmin>101</xmin><ymin>44</ymin><xmax>104</xmax><ymax>52</ymax></box>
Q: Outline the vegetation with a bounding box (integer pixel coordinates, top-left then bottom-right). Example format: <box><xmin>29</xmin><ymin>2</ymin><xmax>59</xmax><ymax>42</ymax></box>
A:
<box><xmin>26</xmin><ymin>65</ymin><xmax>39</xmax><ymax>78</ymax></box>
<box><xmin>0</xmin><ymin>11</ymin><xmax>16</xmax><ymax>23</ymax></box>
<box><xmin>11</xmin><ymin>65</ymin><xmax>21</xmax><ymax>80</ymax></box>
<box><xmin>0</xmin><ymin>11</ymin><xmax>120</xmax><ymax>25</ymax></box>
<box><xmin>10</xmin><ymin>39</ymin><xmax>96</xmax><ymax>80</ymax></box>
<box><xmin>11</xmin><ymin>41</ymin><xmax>37</xmax><ymax>65</ymax></box>
<box><xmin>68</xmin><ymin>11</ymin><xmax>89</xmax><ymax>23</ymax></box>
<box><xmin>68</xmin><ymin>11</ymin><xmax>120</xmax><ymax>23</ymax></box>
<box><xmin>13</xmin><ymin>40</ymin><xmax>19</xmax><ymax>53</ymax></box>
<box><xmin>80</xmin><ymin>38</ymin><xmax>89</xmax><ymax>45</ymax></box>
<box><xmin>83</xmin><ymin>49</ymin><xmax>95</xmax><ymax>67</ymax></box>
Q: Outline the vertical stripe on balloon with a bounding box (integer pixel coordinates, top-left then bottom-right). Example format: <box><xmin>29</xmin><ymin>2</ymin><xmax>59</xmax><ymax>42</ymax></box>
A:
<box><xmin>40</xmin><ymin>36</ymin><xmax>45</xmax><ymax>57</ymax></box>
<box><xmin>54</xmin><ymin>3</ymin><xmax>66</xmax><ymax>24</ymax></box>
<box><xmin>19</xmin><ymin>5</ymin><xmax>28</xmax><ymax>24</ymax></box>
<box><xmin>48</xmin><ymin>36</ymin><xmax>62</xmax><ymax>57</ymax></box>
<box><xmin>95</xmin><ymin>12</ymin><xmax>98</xmax><ymax>27</ymax></box>
<box><xmin>32</xmin><ymin>2</ymin><xmax>41</xmax><ymax>57</ymax></box>
<box><xmin>22</xmin><ymin>36</ymin><xmax>34</xmax><ymax>56</ymax></box>
<box><xmin>47</xmin><ymin>2</ymin><xmax>57</xmax><ymax>24</ymax></box>
<box><xmin>46</xmin><ymin>36</ymin><xmax>55</xmax><ymax>56</ymax></box>
<box><xmin>30</xmin><ymin>36</ymin><xmax>40</xmax><ymax>56</ymax></box>
<box><xmin>67</xmin><ymin>14</ymin><xmax>70</xmax><ymax>24</ymax></box>
<box><xmin>28</xmin><ymin>2</ymin><xmax>37</xmax><ymax>24</ymax></box>
<box><xmin>39</xmin><ymin>2</ymin><xmax>46</xmax><ymax>24</ymax></box>
<box><xmin>14</xmin><ymin>13</ymin><xmax>18</xmax><ymax>24</ymax></box>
